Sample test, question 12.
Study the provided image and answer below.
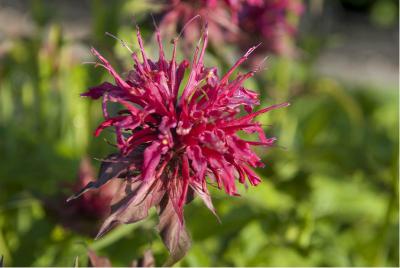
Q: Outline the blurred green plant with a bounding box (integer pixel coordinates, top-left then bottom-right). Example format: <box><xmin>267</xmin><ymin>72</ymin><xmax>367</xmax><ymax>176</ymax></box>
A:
<box><xmin>370</xmin><ymin>0</ymin><xmax>398</xmax><ymax>27</ymax></box>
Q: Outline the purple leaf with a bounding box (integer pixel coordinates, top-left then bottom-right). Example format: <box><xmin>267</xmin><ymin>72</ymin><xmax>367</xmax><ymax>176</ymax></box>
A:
<box><xmin>157</xmin><ymin>197</ymin><xmax>191</xmax><ymax>266</ymax></box>
<box><xmin>67</xmin><ymin>153</ymin><xmax>140</xmax><ymax>202</ymax></box>
<box><xmin>190</xmin><ymin>180</ymin><xmax>220</xmax><ymax>222</ymax></box>
<box><xmin>95</xmin><ymin>178</ymin><xmax>165</xmax><ymax>239</ymax></box>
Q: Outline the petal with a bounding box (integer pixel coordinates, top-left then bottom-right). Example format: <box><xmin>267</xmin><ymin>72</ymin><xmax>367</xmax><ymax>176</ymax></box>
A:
<box><xmin>220</xmin><ymin>44</ymin><xmax>260</xmax><ymax>84</ymax></box>
<box><xmin>91</xmin><ymin>48</ymin><xmax>133</xmax><ymax>92</ymax></box>
<box><xmin>94</xmin><ymin>116</ymin><xmax>130</xmax><ymax>137</ymax></box>
<box><xmin>142</xmin><ymin>142</ymin><xmax>163</xmax><ymax>182</ymax></box>
<box><xmin>186</xmin><ymin>146</ymin><xmax>207</xmax><ymax>181</ymax></box>
<box><xmin>242</xmin><ymin>165</ymin><xmax>262</xmax><ymax>186</ymax></box>
<box><xmin>81</xmin><ymin>82</ymin><xmax>118</xmax><ymax>99</ymax></box>
<box><xmin>226</xmin><ymin>102</ymin><xmax>290</xmax><ymax>127</ymax></box>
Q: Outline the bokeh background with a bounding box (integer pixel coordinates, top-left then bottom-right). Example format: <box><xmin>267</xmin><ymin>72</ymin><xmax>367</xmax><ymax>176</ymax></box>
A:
<box><xmin>0</xmin><ymin>0</ymin><xmax>398</xmax><ymax>266</ymax></box>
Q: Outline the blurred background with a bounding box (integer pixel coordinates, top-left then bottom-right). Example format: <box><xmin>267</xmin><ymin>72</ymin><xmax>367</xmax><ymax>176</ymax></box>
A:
<box><xmin>0</xmin><ymin>0</ymin><xmax>398</xmax><ymax>266</ymax></box>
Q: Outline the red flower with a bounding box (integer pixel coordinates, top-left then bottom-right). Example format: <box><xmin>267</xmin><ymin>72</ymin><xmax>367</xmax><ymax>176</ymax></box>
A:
<box><xmin>159</xmin><ymin>0</ymin><xmax>303</xmax><ymax>58</ymax></box>
<box><xmin>68</xmin><ymin>25</ymin><xmax>287</xmax><ymax>264</ymax></box>
<box><xmin>237</xmin><ymin>0</ymin><xmax>304</xmax><ymax>57</ymax></box>
<box><xmin>159</xmin><ymin>0</ymin><xmax>243</xmax><ymax>44</ymax></box>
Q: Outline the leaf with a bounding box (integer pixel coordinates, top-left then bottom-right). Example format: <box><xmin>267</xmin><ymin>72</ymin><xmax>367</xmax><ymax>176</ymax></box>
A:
<box><xmin>67</xmin><ymin>153</ymin><xmax>138</xmax><ymax>202</ymax></box>
<box><xmin>95</xmin><ymin>178</ymin><xmax>165</xmax><ymax>239</ymax></box>
<box><xmin>87</xmin><ymin>250</ymin><xmax>112</xmax><ymax>267</ymax></box>
<box><xmin>74</xmin><ymin>256</ymin><xmax>79</xmax><ymax>268</ymax></box>
<box><xmin>157</xmin><ymin>197</ymin><xmax>191</xmax><ymax>266</ymax></box>
<box><xmin>190</xmin><ymin>180</ymin><xmax>220</xmax><ymax>223</ymax></box>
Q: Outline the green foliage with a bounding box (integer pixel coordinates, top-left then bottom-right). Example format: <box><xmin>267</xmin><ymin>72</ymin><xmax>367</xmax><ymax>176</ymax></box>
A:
<box><xmin>0</xmin><ymin>0</ymin><xmax>398</xmax><ymax>266</ymax></box>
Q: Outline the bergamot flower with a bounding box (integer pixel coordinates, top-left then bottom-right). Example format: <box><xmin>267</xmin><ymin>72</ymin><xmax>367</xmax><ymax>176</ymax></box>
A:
<box><xmin>68</xmin><ymin>25</ymin><xmax>288</xmax><ymax>264</ymax></box>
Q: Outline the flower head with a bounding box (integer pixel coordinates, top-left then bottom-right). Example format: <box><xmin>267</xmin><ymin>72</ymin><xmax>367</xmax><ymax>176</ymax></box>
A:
<box><xmin>159</xmin><ymin>0</ymin><xmax>244</xmax><ymax>44</ymax></box>
<box><xmin>159</xmin><ymin>0</ymin><xmax>303</xmax><ymax>58</ymax></box>
<box><xmin>68</xmin><ymin>25</ymin><xmax>287</xmax><ymax>264</ymax></box>
<box><xmin>237</xmin><ymin>0</ymin><xmax>304</xmax><ymax>57</ymax></box>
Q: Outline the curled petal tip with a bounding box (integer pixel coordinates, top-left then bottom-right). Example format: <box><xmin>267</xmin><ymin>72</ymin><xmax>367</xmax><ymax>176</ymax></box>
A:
<box><xmin>90</xmin><ymin>47</ymin><xmax>97</xmax><ymax>54</ymax></box>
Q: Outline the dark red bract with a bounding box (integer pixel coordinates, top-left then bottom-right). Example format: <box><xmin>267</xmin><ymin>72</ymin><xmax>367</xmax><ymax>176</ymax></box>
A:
<box><xmin>68</xmin><ymin>25</ymin><xmax>287</xmax><ymax>265</ymax></box>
